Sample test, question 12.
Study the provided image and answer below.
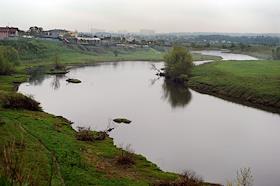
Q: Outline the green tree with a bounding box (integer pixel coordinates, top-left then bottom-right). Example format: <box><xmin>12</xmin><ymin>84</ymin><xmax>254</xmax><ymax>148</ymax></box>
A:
<box><xmin>164</xmin><ymin>46</ymin><xmax>193</xmax><ymax>79</ymax></box>
<box><xmin>272</xmin><ymin>47</ymin><xmax>280</xmax><ymax>60</ymax></box>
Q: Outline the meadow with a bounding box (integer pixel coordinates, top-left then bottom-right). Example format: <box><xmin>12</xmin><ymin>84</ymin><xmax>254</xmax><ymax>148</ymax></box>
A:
<box><xmin>189</xmin><ymin>60</ymin><xmax>280</xmax><ymax>113</ymax></box>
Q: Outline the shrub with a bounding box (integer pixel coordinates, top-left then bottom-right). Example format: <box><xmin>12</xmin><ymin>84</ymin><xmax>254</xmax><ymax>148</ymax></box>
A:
<box><xmin>236</xmin><ymin>168</ymin><xmax>253</xmax><ymax>186</ymax></box>
<box><xmin>116</xmin><ymin>145</ymin><xmax>135</xmax><ymax>166</ymax></box>
<box><xmin>76</xmin><ymin>127</ymin><xmax>95</xmax><ymax>142</ymax></box>
<box><xmin>0</xmin><ymin>46</ymin><xmax>20</xmax><ymax>75</ymax></box>
<box><xmin>94</xmin><ymin>131</ymin><xmax>107</xmax><ymax>141</ymax></box>
<box><xmin>0</xmin><ymin>46</ymin><xmax>20</xmax><ymax>65</ymax></box>
<box><xmin>0</xmin><ymin>54</ymin><xmax>15</xmax><ymax>75</ymax></box>
<box><xmin>3</xmin><ymin>93</ymin><xmax>42</xmax><ymax>111</ymax></box>
<box><xmin>164</xmin><ymin>46</ymin><xmax>193</xmax><ymax>79</ymax></box>
<box><xmin>180</xmin><ymin>170</ymin><xmax>204</xmax><ymax>186</ymax></box>
<box><xmin>154</xmin><ymin>170</ymin><xmax>204</xmax><ymax>186</ymax></box>
<box><xmin>226</xmin><ymin>167</ymin><xmax>254</xmax><ymax>186</ymax></box>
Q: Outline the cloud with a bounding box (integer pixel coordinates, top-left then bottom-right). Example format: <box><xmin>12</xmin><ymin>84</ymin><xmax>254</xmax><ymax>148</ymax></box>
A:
<box><xmin>0</xmin><ymin>0</ymin><xmax>279</xmax><ymax>33</ymax></box>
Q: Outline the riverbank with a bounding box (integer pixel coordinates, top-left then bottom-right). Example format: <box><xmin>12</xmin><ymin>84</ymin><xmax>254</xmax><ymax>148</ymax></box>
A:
<box><xmin>0</xmin><ymin>40</ymin><xmax>222</xmax><ymax>185</ymax></box>
<box><xmin>0</xmin><ymin>108</ymin><xmax>182</xmax><ymax>185</ymax></box>
<box><xmin>189</xmin><ymin>60</ymin><xmax>280</xmax><ymax>114</ymax></box>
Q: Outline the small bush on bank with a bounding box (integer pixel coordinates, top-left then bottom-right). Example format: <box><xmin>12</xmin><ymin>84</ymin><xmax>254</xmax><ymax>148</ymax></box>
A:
<box><xmin>76</xmin><ymin>127</ymin><xmax>95</xmax><ymax>142</ymax></box>
<box><xmin>154</xmin><ymin>170</ymin><xmax>204</xmax><ymax>186</ymax></box>
<box><xmin>116</xmin><ymin>145</ymin><xmax>135</xmax><ymax>166</ymax></box>
<box><xmin>3</xmin><ymin>93</ymin><xmax>42</xmax><ymax>111</ymax></box>
<box><xmin>94</xmin><ymin>131</ymin><xmax>107</xmax><ymax>141</ymax></box>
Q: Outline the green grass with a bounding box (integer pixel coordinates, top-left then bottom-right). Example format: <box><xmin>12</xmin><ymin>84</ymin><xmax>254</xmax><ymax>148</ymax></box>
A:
<box><xmin>230</xmin><ymin>45</ymin><xmax>273</xmax><ymax>60</ymax></box>
<box><xmin>189</xmin><ymin>60</ymin><xmax>280</xmax><ymax>112</ymax></box>
<box><xmin>1</xmin><ymin>39</ymin><xmax>222</xmax><ymax>67</ymax></box>
<box><xmin>0</xmin><ymin>109</ymin><xmax>179</xmax><ymax>185</ymax></box>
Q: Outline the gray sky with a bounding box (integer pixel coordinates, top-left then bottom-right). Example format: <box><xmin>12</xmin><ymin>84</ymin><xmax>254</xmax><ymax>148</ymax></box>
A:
<box><xmin>1</xmin><ymin>0</ymin><xmax>280</xmax><ymax>33</ymax></box>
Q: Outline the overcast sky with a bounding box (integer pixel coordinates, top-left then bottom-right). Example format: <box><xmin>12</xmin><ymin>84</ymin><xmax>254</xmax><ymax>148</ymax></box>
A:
<box><xmin>0</xmin><ymin>0</ymin><xmax>280</xmax><ymax>33</ymax></box>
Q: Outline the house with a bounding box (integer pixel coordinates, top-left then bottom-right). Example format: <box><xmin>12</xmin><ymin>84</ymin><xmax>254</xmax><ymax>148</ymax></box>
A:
<box><xmin>28</xmin><ymin>26</ymin><xmax>43</xmax><ymax>36</ymax></box>
<box><xmin>76</xmin><ymin>36</ymin><xmax>101</xmax><ymax>45</ymax></box>
<box><xmin>0</xmin><ymin>27</ymin><xmax>19</xmax><ymax>39</ymax></box>
<box><xmin>43</xmin><ymin>29</ymin><xmax>69</xmax><ymax>39</ymax></box>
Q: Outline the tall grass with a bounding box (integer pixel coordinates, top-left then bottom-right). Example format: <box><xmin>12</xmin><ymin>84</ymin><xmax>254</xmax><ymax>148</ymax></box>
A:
<box><xmin>1</xmin><ymin>140</ymin><xmax>36</xmax><ymax>185</ymax></box>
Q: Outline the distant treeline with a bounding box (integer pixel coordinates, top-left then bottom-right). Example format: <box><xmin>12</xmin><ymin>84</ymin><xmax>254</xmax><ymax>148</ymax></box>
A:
<box><xmin>190</xmin><ymin>35</ymin><xmax>280</xmax><ymax>46</ymax></box>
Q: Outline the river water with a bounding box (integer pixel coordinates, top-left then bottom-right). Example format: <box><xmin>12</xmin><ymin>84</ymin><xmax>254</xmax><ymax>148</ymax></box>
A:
<box><xmin>19</xmin><ymin>51</ymin><xmax>280</xmax><ymax>186</ymax></box>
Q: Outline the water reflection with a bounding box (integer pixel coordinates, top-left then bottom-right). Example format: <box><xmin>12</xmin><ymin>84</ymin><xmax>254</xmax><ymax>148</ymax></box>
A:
<box><xmin>28</xmin><ymin>66</ymin><xmax>47</xmax><ymax>86</ymax></box>
<box><xmin>162</xmin><ymin>79</ymin><xmax>192</xmax><ymax>108</ymax></box>
<box><xmin>50</xmin><ymin>75</ymin><xmax>65</xmax><ymax>90</ymax></box>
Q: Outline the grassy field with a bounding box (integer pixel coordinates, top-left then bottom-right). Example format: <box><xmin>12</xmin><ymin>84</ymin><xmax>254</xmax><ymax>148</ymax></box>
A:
<box><xmin>230</xmin><ymin>45</ymin><xmax>273</xmax><ymax>60</ymax></box>
<box><xmin>189</xmin><ymin>60</ymin><xmax>280</xmax><ymax>113</ymax></box>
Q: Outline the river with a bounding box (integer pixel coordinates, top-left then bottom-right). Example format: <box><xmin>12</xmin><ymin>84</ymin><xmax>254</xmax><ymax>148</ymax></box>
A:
<box><xmin>18</xmin><ymin>51</ymin><xmax>280</xmax><ymax>186</ymax></box>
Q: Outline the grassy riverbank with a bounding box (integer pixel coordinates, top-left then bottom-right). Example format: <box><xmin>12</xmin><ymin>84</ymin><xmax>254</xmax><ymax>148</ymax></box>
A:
<box><xmin>0</xmin><ymin>109</ymin><xmax>181</xmax><ymax>185</ymax></box>
<box><xmin>189</xmin><ymin>60</ymin><xmax>280</xmax><ymax>113</ymax></box>
<box><xmin>0</xmin><ymin>39</ymin><xmax>222</xmax><ymax>185</ymax></box>
<box><xmin>0</xmin><ymin>39</ymin><xmax>220</xmax><ymax>67</ymax></box>
<box><xmin>1</xmin><ymin>76</ymin><xmax>182</xmax><ymax>186</ymax></box>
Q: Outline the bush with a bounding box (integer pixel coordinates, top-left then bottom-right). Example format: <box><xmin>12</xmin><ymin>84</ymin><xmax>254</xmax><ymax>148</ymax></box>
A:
<box><xmin>76</xmin><ymin>127</ymin><xmax>95</xmax><ymax>142</ymax></box>
<box><xmin>0</xmin><ymin>39</ymin><xmax>46</xmax><ymax>60</ymax></box>
<box><xmin>94</xmin><ymin>131</ymin><xmax>107</xmax><ymax>141</ymax></box>
<box><xmin>236</xmin><ymin>168</ymin><xmax>253</xmax><ymax>186</ymax></box>
<box><xmin>116</xmin><ymin>145</ymin><xmax>135</xmax><ymax>166</ymax></box>
<box><xmin>3</xmin><ymin>93</ymin><xmax>42</xmax><ymax>111</ymax></box>
<box><xmin>0</xmin><ymin>56</ymin><xmax>14</xmax><ymax>75</ymax></box>
<box><xmin>0</xmin><ymin>46</ymin><xmax>20</xmax><ymax>65</ymax></box>
<box><xmin>0</xmin><ymin>46</ymin><xmax>20</xmax><ymax>75</ymax></box>
<box><xmin>164</xmin><ymin>46</ymin><xmax>193</xmax><ymax>79</ymax></box>
<box><xmin>154</xmin><ymin>170</ymin><xmax>203</xmax><ymax>186</ymax></box>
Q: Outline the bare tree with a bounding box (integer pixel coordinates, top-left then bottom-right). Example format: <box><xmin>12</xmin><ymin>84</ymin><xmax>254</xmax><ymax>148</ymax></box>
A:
<box><xmin>236</xmin><ymin>167</ymin><xmax>254</xmax><ymax>186</ymax></box>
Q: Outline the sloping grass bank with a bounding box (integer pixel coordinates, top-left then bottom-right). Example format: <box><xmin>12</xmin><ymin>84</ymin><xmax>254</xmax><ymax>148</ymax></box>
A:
<box><xmin>189</xmin><ymin>60</ymin><xmax>280</xmax><ymax>113</ymax></box>
<box><xmin>0</xmin><ymin>109</ymin><xmax>181</xmax><ymax>185</ymax></box>
<box><xmin>0</xmin><ymin>39</ymin><xmax>220</xmax><ymax>67</ymax></box>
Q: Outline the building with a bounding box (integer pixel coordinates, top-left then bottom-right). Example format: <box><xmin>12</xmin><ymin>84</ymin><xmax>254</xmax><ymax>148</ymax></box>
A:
<box><xmin>43</xmin><ymin>29</ymin><xmax>69</xmax><ymax>39</ymax></box>
<box><xmin>76</xmin><ymin>36</ymin><xmax>101</xmax><ymax>45</ymax></box>
<box><xmin>0</xmin><ymin>27</ymin><xmax>19</xmax><ymax>39</ymax></box>
<box><xmin>28</xmin><ymin>26</ymin><xmax>43</xmax><ymax>35</ymax></box>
